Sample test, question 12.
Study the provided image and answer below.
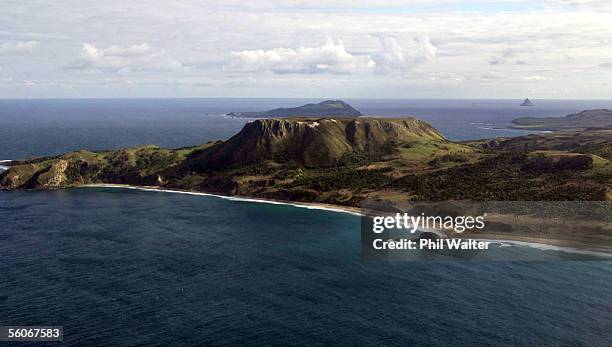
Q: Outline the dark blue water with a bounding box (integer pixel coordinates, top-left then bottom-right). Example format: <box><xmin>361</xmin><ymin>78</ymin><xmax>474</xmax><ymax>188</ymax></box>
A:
<box><xmin>1</xmin><ymin>188</ymin><xmax>611</xmax><ymax>346</ymax></box>
<box><xmin>1</xmin><ymin>99</ymin><xmax>612</xmax><ymax>345</ymax></box>
<box><xmin>2</xmin><ymin>98</ymin><xmax>612</xmax><ymax>159</ymax></box>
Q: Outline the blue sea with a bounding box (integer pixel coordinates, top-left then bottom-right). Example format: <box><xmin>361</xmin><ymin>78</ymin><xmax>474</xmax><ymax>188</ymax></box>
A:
<box><xmin>1</xmin><ymin>99</ymin><xmax>611</xmax><ymax>346</ymax></box>
<box><xmin>2</xmin><ymin>98</ymin><xmax>612</xmax><ymax>159</ymax></box>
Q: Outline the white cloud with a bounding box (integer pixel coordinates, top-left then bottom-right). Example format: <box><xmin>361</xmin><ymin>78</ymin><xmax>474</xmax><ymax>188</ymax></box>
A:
<box><xmin>228</xmin><ymin>36</ymin><xmax>436</xmax><ymax>75</ymax></box>
<box><xmin>501</xmin><ymin>48</ymin><xmax>519</xmax><ymax>58</ymax></box>
<box><xmin>66</xmin><ymin>43</ymin><xmax>183</xmax><ymax>73</ymax></box>
<box><xmin>228</xmin><ymin>38</ymin><xmax>375</xmax><ymax>74</ymax></box>
<box><xmin>489</xmin><ymin>57</ymin><xmax>506</xmax><ymax>65</ymax></box>
<box><xmin>521</xmin><ymin>75</ymin><xmax>548</xmax><ymax>81</ymax></box>
<box><xmin>376</xmin><ymin>36</ymin><xmax>406</xmax><ymax>72</ymax></box>
<box><xmin>2</xmin><ymin>1</ymin><xmax>612</xmax><ymax>98</ymax></box>
<box><xmin>553</xmin><ymin>0</ymin><xmax>612</xmax><ymax>11</ymax></box>
<box><xmin>0</xmin><ymin>41</ymin><xmax>40</xmax><ymax>54</ymax></box>
<box><xmin>374</xmin><ymin>36</ymin><xmax>436</xmax><ymax>74</ymax></box>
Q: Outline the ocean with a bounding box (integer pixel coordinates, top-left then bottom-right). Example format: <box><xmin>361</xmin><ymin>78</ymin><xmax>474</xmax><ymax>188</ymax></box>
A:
<box><xmin>1</xmin><ymin>99</ymin><xmax>611</xmax><ymax>345</ymax></box>
<box><xmin>2</xmin><ymin>98</ymin><xmax>612</xmax><ymax>159</ymax></box>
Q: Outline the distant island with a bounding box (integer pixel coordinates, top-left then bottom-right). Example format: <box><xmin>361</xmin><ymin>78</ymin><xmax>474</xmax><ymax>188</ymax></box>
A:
<box><xmin>227</xmin><ymin>100</ymin><xmax>362</xmax><ymax>118</ymax></box>
<box><xmin>512</xmin><ymin>109</ymin><xmax>612</xmax><ymax>131</ymax></box>
<box><xmin>520</xmin><ymin>98</ymin><xmax>535</xmax><ymax>107</ymax></box>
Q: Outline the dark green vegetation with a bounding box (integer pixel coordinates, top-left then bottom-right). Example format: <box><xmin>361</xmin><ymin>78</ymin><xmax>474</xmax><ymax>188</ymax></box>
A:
<box><xmin>227</xmin><ymin>100</ymin><xmax>362</xmax><ymax>118</ymax></box>
<box><xmin>512</xmin><ymin>109</ymin><xmax>612</xmax><ymax>131</ymax></box>
<box><xmin>1</xmin><ymin>117</ymin><xmax>610</xmax><ymax>205</ymax></box>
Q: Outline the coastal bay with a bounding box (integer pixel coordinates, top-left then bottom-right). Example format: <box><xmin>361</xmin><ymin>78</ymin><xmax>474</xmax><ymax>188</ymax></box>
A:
<box><xmin>2</xmin><ymin>187</ymin><xmax>611</xmax><ymax>345</ymax></box>
<box><xmin>1</xmin><ymin>99</ymin><xmax>611</xmax><ymax>345</ymax></box>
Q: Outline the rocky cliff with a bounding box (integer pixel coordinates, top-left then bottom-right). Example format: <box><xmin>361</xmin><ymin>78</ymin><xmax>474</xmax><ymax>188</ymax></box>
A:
<box><xmin>1</xmin><ymin>116</ymin><xmax>609</xmax><ymax>202</ymax></box>
<box><xmin>188</xmin><ymin>117</ymin><xmax>445</xmax><ymax>168</ymax></box>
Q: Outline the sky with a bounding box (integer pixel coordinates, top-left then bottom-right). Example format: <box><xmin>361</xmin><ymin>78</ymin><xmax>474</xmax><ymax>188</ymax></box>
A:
<box><xmin>1</xmin><ymin>0</ymin><xmax>612</xmax><ymax>99</ymax></box>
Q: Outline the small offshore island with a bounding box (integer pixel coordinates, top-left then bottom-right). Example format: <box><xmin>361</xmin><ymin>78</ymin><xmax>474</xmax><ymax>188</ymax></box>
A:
<box><xmin>511</xmin><ymin>109</ymin><xmax>612</xmax><ymax>131</ymax></box>
<box><xmin>520</xmin><ymin>98</ymin><xmax>535</xmax><ymax>107</ymax></box>
<box><xmin>227</xmin><ymin>100</ymin><xmax>362</xmax><ymax>118</ymax></box>
<box><xmin>1</xmin><ymin>101</ymin><xmax>611</xmax><ymax>250</ymax></box>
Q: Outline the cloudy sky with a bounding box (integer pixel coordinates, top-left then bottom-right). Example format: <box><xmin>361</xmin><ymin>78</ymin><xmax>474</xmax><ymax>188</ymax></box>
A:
<box><xmin>1</xmin><ymin>0</ymin><xmax>612</xmax><ymax>99</ymax></box>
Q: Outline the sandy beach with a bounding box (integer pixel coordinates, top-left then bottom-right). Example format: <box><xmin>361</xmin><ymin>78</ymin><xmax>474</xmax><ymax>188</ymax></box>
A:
<box><xmin>81</xmin><ymin>184</ymin><xmax>364</xmax><ymax>216</ymax></box>
<box><xmin>79</xmin><ymin>184</ymin><xmax>612</xmax><ymax>257</ymax></box>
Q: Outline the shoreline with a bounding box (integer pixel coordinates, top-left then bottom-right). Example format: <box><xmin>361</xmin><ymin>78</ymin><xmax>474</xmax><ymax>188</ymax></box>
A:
<box><xmin>80</xmin><ymin>183</ymin><xmax>364</xmax><ymax>216</ymax></box>
<box><xmin>0</xmin><ymin>160</ymin><xmax>10</xmax><ymax>172</ymax></box>
<box><xmin>465</xmin><ymin>234</ymin><xmax>612</xmax><ymax>258</ymax></box>
<box><xmin>78</xmin><ymin>184</ymin><xmax>612</xmax><ymax>257</ymax></box>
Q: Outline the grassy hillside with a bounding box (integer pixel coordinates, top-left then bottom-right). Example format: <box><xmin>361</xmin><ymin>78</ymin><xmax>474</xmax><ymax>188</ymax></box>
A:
<box><xmin>1</xmin><ymin>118</ymin><xmax>610</xmax><ymax>203</ymax></box>
<box><xmin>183</xmin><ymin>117</ymin><xmax>445</xmax><ymax>169</ymax></box>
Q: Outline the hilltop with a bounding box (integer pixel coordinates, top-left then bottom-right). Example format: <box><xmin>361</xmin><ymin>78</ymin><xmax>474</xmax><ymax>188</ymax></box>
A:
<box><xmin>227</xmin><ymin>100</ymin><xmax>362</xmax><ymax>118</ymax></box>
<box><xmin>1</xmin><ymin>117</ymin><xmax>610</xmax><ymax>204</ymax></box>
<box><xmin>187</xmin><ymin>117</ymin><xmax>444</xmax><ymax>168</ymax></box>
<box><xmin>512</xmin><ymin>109</ymin><xmax>612</xmax><ymax>131</ymax></box>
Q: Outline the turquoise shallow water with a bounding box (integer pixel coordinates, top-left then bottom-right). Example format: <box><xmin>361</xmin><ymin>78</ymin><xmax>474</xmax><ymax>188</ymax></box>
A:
<box><xmin>1</xmin><ymin>188</ymin><xmax>611</xmax><ymax>346</ymax></box>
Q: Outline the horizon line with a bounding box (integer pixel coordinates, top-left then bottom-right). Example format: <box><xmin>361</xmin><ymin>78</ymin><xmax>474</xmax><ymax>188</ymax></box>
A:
<box><xmin>1</xmin><ymin>97</ymin><xmax>612</xmax><ymax>102</ymax></box>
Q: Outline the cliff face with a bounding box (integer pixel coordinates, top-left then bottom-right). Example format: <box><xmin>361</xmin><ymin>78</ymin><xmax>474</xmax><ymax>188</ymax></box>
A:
<box><xmin>0</xmin><ymin>161</ymin><xmax>69</xmax><ymax>189</ymax></box>
<box><xmin>1</xmin><ymin>116</ymin><xmax>609</xmax><ymax>202</ymax></box>
<box><xmin>0</xmin><ymin>146</ymin><xmax>191</xmax><ymax>190</ymax></box>
<box><xmin>0</xmin><ymin>117</ymin><xmax>444</xmax><ymax>189</ymax></box>
<box><xmin>188</xmin><ymin>117</ymin><xmax>445</xmax><ymax>168</ymax></box>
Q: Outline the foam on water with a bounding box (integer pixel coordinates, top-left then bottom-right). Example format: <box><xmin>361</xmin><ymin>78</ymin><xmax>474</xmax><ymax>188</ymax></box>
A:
<box><xmin>81</xmin><ymin>184</ymin><xmax>364</xmax><ymax>216</ymax></box>
<box><xmin>2</xmin><ymin>185</ymin><xmax>612</xmax><ymax>345</ymax></box>
<box><xmin>0</xmin><ymin>160</ymin><xmax>10</xmax><ymax>172</ymax></box>
<box><xmin>82</xmin><ymin>185</ymin><xmax>611</xmax><ymax>257</ymax></box>
<box><xmin>484</xmin><ymin>240</ymin><xmax>612</xmax><ymax>258</ymax></box>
